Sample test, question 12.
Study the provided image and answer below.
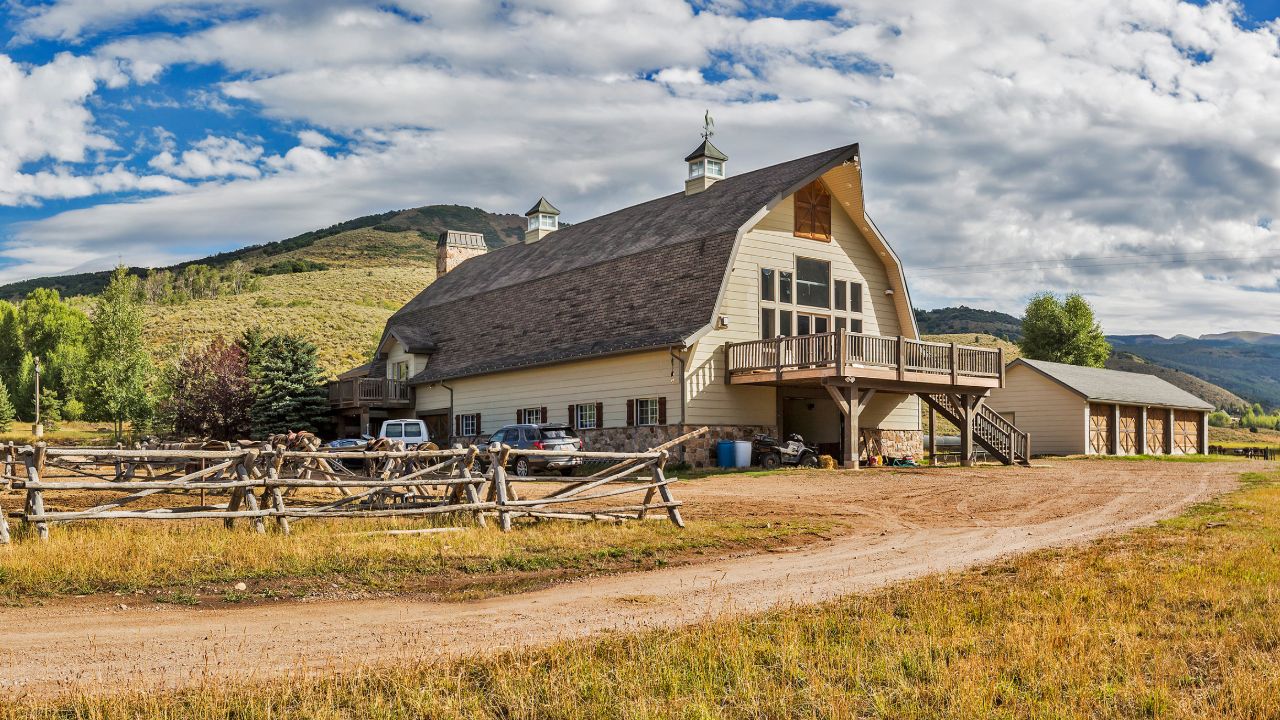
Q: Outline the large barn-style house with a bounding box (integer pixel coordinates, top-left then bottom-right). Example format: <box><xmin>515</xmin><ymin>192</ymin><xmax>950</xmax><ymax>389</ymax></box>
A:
<box><xmin>331</xmin><ymin>137</ymin><xmax>1030</xmax><ymax>468</ymax></box>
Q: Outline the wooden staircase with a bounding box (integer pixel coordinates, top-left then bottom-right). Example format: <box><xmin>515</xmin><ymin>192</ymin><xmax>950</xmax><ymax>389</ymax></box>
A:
<box><xmin>922</xmin><ymin>393</ymin><xmax>1031</xmax><ymax>466</ymax></box>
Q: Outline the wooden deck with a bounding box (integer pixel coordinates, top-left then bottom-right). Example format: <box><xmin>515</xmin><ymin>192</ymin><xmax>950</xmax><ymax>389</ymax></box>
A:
<box><xmin>328</xmin><ymin>377</ymin><xmax>412</xmax><ymax>410</ymax></box>
<box><xmin>725</xmin><ymin>332</ymin><xmax>1004</xmax><ymax>390</ymax></box>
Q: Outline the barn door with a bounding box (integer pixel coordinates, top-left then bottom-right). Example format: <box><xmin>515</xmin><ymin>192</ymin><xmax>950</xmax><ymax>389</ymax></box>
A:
<box><xmin>1089</xmin><ymin>403</ymin><xmax>1113</xmax><ymax>454</ymax></box>
<box><xmin>1146</xmin><ymin>410</ymin><xmax>1167</xmax><ymax>454</ymax></box>
<box><xmin>1173</xmin><ymin>410</ymin><xmax>1201</xmax><ymax>454</ymax></box>
<box><xmin>1118</xmin><ymin>406</ymin><xmax>1141</xmax><ymax>454</ymax></box>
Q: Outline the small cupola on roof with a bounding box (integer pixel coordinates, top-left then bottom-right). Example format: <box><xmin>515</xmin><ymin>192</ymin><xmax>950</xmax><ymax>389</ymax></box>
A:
<box><xmin>524</xmin><ymin>197</ymin><xmax>560</xmax><ymax>243</ymax></box>
<box><xmin>685</xmin><ymin>110</ymin><xmax>728</xmax><ymax>196</ymax></box>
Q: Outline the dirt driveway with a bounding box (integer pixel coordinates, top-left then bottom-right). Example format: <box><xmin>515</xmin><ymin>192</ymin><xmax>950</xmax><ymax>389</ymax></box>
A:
<box><xmin>0</xmin><ymin>459</ymin><xmax>1252</xmax><ymax>696</ymax></box>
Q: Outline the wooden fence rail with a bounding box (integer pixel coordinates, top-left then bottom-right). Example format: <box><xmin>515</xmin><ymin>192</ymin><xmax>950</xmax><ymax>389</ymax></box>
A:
<box><xmin>0</xmin><ymin>428</ymin><xmax>706</xmax><ymax>543</ymax></box>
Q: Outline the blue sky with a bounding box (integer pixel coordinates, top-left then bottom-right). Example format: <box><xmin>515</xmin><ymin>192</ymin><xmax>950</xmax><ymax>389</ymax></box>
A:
<box><xmin>1</xmin><ymin>0</ymin><xmax>1279</xmax><ymax>336</ymax></box>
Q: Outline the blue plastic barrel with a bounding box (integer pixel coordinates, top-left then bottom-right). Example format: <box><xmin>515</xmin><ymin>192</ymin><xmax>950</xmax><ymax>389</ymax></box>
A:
<box><xmin>717</xmin><ymin>440</ymin><xmax>737</xmax><ymax>468</ymax></box>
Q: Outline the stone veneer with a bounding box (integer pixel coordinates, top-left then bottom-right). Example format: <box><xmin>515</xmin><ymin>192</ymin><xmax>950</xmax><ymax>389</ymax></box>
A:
<box><xmin>577</xmin><ymin>424</ymin><xmax>777</xmax><ymax>468</ymax></box>
<box><xmin>865</xmin><ymin>429</ymin><xmax>924</xmax><ymax>459</ymax></box>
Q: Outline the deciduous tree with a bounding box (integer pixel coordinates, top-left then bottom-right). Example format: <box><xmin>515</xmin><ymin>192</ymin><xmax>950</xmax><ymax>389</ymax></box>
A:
<box><xmin>1018</xmin><ymin>293</ymin><xmax>1111</xmax><ymax>367</ymax></box>
<box><xmin>160</xmin><ymin>337</ymin><xmax>253</xmax><ymax>439</ymax></box>
<box><xmin>87</xmin><ymin>267</ymin><xmax>154</xmax><ymax>440</ymax></box>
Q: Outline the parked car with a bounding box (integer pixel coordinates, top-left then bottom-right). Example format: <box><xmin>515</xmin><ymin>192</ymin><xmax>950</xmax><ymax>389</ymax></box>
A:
<box><xmin>485</xmin><ymin>423</ymin><xmax>584</xmax><ymax>476</ymax></box>
<box><xmin>378</xmin><ymin>419</ymin><xmax>428</xmax><ymax>445</ymax></box>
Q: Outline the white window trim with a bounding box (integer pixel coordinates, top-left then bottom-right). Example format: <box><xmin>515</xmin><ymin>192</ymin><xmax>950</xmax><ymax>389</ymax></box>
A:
<box><xmin>575</xmin><ymin>403</ymin><xmax>598</xmax><ymax>430</ymax></box>
<box><xmin>459</xmin><ymin>414</ymin><xmax>478</xmax><ymax>436</ymax></box>
<box><xmin>636</xmin><ymin>397</ymin><xmax>660</xmax><ymax>427</ymax></box>
<box><xmin>522</xmin><ymin>407</ymin><xmax>542</xmax><ymax>424</ymax></box>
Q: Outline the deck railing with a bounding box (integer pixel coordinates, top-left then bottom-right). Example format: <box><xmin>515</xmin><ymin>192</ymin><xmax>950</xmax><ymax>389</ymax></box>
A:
<box><xmin>328</xmin><ymin>378</ymin><xmax>412</xmax><ymax>408</ymax></box>
<box><xmin>726</xmin><ymin>332</ymin><xmax>1003</xmax><ymax>384</ymax></box>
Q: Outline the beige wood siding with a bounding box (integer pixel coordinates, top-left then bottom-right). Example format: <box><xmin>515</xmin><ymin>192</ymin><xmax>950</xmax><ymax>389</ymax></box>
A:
<box><xmin>987</xmin><ymin>364</ymin><xmax>1087</xmax><ymax>455</ymax></box>
<box><xmin>415</xmin><ymin>350</ymin><xmax>673</xmax><ymax>435</ymax></box>
<box><xmin>385</xmin><ymin>341</ymin><xmax>425</xmax><ymax>378</ymax></box>
<box><xmin>684</xmin><ymin>168</ymin><xmax>916</xmax><ymax>430</ymax></box>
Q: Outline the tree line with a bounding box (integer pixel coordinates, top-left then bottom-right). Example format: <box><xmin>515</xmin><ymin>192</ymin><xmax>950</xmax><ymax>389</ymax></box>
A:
<box><xmin>0</xmin><ymin>267</ymin><xmax>329</xmax><ymax>439</ymax></box>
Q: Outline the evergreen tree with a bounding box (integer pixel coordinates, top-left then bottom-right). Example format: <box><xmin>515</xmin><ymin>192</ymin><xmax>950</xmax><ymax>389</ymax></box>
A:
<box><xmin>248</xmin><ymin>333</ymin><xmax>329</xmax><ymax>437</ymax></box>
<box><xmin>14</xmin><ymin>352</ymin><xmax>35</xmax><ymax>421</ymax></box>
<box><xmin>1018</xmin><ymin>292</ymin><xmax>1111</xmax><ymax>367</ymax></box>
<box><xmin>0</xmin><ymin>301</ymin><xmax>20</xmax><ymax>392</ymax></box>
<box><xmin>0</xmin><ymin>378</ymin><xmax>14</xmax><ymax>433</ymax></box>
<box><xmin>87</xmin><ymin>267</ymin><xmax>154</xmax><ymax>440</ymax></box>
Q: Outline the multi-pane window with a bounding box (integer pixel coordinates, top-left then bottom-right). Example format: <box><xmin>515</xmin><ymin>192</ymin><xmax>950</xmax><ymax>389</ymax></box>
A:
<box><xmin>796</xmin><ymin>313</ymin><xmax>829</xmax><ymax>335</ymax></box>
<box><xmin>688</xmin><ymin>161</ymin><xmax>704</xmax><ymax>179</ymax></box>
<box><xmin>760</xmin><ymin>308</ymin><xmax>775</xmax><ymax>339</ymax></box>
<box><xmin>521</xmin><ymin>407</ymin><xmax>543</xmax><ymax>424</ymax></box>
<box><xmin>459</xmin><ymin>414</ymin><xmax>478</xmax><ymax>436</ymax></box>
<box><xmin>706</xmin><ymin>160</ymin><xmax>724</xmax><ymax>177</ymax></box>
<box><xmin>391</xmin><ymin>361</ymin><xmax>409</xmax><ymax>380</ymax></box>
<box><xmin>795</xmin><ymin>258</ymin><xmax>830</xmax><ymax>308</ymax></box>
<box><xmin>779</xmin><ymin>310</ymin><xmax>793</xmax><ymax>336</ymax></box>
<box><xmin>779</xmin><ymin>271</ymin><xmax>793</xmax><ymax>303</ymax></box>
<box><xmin>575</xmin><ymin>403</ymin><xmax>598</xmax><ymax>430</ymax></box>
<box><xmin>834</xmin><ymin>281</ymin><xmax>846</xmax><ymax>311</ymax></box>
<box><xmin>636</xmin><ymin>398</ymin><xmax>661</xmax><ymax>426</ymax></box>
<box><xmin>760</xmin><ymin>268</ymin><xmax>775</xmax><ymax>301</ymax></box>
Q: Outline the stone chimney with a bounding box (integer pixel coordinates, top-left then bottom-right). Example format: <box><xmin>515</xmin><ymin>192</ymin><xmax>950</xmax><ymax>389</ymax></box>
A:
<box><xmin>684</xmin><ymin>139</ymin><xmax>728</xmax><ymax>196</ymax></box>
<box><xmin>524</xmin><ymin>197</ymin><xmax>560</xmax><ymax>243</ymax></box>
<box><xmin>436</xmin><ymin>230</ymin><xmax>487</xmax><ymax>276</ymax></box>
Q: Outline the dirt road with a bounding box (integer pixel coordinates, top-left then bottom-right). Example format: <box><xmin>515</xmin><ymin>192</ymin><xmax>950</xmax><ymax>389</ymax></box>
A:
<box><xmin>0</xmin><ymin>459</ymin><xmax>1249</xmax><ymax>695</ymax></box>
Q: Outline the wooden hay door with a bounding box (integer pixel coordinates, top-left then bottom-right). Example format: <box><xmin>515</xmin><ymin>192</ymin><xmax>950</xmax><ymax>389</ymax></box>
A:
<box><xmin>1117</xmin><ymin>406</ymin><xmax>1141</xmax><ymax>455</ymax></box>
<box><xmin>1173</xmin><ymin>410</ymin><xmax>1201</xmax><ymax>454</ymax></box>
<box><xmin>1145</xmin><ymin>409</ymin><xmax>1167</xmax><ymax>455</ymax></box>
<box><xmin>1089</xmin><ymin>403</ymin><xmax>1113</xmax><ymax>454</ymax></box>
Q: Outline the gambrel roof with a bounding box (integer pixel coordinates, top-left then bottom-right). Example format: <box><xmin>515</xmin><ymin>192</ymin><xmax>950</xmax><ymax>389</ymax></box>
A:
<box><xmin>383</xmin><ymin>143</ymin><xmax>861</xmax><ymax>384</ymax></box>
<box><xmin>1011</xmin><ymin>358</ymin><xmax>1213</xmax><ymax>410</ymax></box>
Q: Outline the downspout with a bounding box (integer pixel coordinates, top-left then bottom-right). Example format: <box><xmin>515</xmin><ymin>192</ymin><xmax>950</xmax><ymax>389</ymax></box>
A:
<box><xmin>441</xmin><ymin>381</ymin><xmax>455</xmax><ymax>445</ymax></box>
<box><xmin>669</xmin><ymin>346</ymin><xmax>688</xmax><ymax>463</ymax></box>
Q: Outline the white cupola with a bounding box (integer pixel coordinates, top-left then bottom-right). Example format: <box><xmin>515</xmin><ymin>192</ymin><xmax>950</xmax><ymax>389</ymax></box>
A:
<box><xmin>684</xmin><ymin>112</ymin><xmax>728</xmax><ymax>196</ymax></box>
<box><xmin>524</xmin><ymin>197</ymin><xmax>560</xmax><ymax>243</ymax></box>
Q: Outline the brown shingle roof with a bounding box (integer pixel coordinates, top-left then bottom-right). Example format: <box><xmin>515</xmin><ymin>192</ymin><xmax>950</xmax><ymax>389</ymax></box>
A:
<box><xmin>387</xmin><ymin>143</ymin><xmax>859</xmax><ymax>384</ymax></box>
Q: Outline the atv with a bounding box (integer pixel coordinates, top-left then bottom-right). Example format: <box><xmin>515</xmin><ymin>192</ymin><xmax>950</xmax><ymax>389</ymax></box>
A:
<box><xmin>751</xmin><ymin>433</ymin><xmax>820</xmax><ymax>469</ymax></box>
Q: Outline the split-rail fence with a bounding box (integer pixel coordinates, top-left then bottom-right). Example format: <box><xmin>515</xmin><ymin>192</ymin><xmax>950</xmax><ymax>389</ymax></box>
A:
<box><xmin>0</xmin><ymin>429</ymin><xmax>705</xmax><ymax>544</ymax></box>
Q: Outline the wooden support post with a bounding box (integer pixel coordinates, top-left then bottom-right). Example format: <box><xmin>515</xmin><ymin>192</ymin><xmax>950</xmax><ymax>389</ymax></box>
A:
<box><xmin>0</xmin><ymin>500</ymin><xmax>8</xmax><ymax>544</ymax></box>
<box><xmin>25</xmin><ymin>443</ymin><xmax>49</xmax><ymax>541</ymax></box>
<box><xmin>959</xmin><ymin>396</ymin><xmax>974</xmax><ymax>468</ymax></box>
<box><xmin>493</xmin><ymin>465</ymin><xmax>512</xmax><ymax>532</ymax></box>
<box><xmin>1111</xmin><ymin>404</ymin><xmax>1121</xmax><ymax>456</ymax></box>
<box><xmin>1166</xmin><ymin>407</ymin><xmax>1175</xmax><ymax>455</ymax></box>
<box><xmin>896</xmin><ymin>335</ymin><xmax>906</xmax><ymax>380</ymax></box>
<box><xmin>653</xmin><ymin>451</ymin><xmax>684</xmax><ymax>528</ymax></box>
<box><xmin>949</xmin><ymin>342</ymin><xmax>959</xmax><ymax>386</ymax></box>
<box><xmin>997</xmin><ymin>346</ymin><xmax>1006</xmax><ymax>387</ymax></box>
<box><xmin>1138</xmin><ymin>406</ymin><xmax>1148</xmax><ymax>455</ymax></box>
<box><xmin>928</xmin><ymin>407</ymin><xmax>937</xmax><ymax>466</ymax></box>
<box><xmin>844</xmin><ymin>384</ymin><xmax>860</xmax><ymax>469</ymax></box>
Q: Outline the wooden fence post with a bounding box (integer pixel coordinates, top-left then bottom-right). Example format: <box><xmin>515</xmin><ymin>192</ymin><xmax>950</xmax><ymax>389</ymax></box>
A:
<box><xmin>653</xmin><ymin>450</ymin><xmax>684</xmax><ymax>528</ymax></box>
<box><xmin>25</xmin><ymin>442</ymin><xmax>49</xmax><ymax>541</ymax></box>
<box><xmin>492</xmin><ymin>444</ymin><xmax>513</xmax><ymax>532</ymax></box>
<box><xmin>267</xmin><ymin>447</ymin><xmax>290</xmax><ymax>535</ymax></box>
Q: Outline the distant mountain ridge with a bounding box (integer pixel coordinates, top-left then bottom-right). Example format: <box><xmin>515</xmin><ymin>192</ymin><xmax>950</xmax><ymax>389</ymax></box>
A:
<box><xmin>0</xmin><ymin>204</ymin><xmax>524</xmax><ymax>300</ymax></box>
<box><xmin>914</xmin><ymin>306</ymin><xmax>1023</xmax><ymax>339</ymax></box>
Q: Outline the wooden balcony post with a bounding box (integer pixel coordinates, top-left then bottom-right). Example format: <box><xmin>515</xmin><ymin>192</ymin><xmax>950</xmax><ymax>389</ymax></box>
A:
<box><xmin>837</xmin><ymin>331</ymin><xmax>848</xmax><ymax>377</ymax></box>
<box><xmin>928</xmin><ymin>407</ymin><xmax>936</xmax><ymax>466</ymax></box>
<box><xmin>896</xmin><ymin>335</ymin><xmax>906</xmax><ymax>381</ymax></box>
<box><xmin>997</xmin><ymin>347</ymin><xmax>1005</xmax><ymax>386</ymax></box>
<box><xmin>843</xmin><ymin>384</ymin><xmax>860</xmax><ymax>470</ymax></box>
<box><xmin>949</xmin><ymin>343</ymin><xmax>959</xmax><ymax>385</ymax></box>
<box><xmin>959</xmin><ymin>395</ymin><xmax>974</xmax><ymax>468</ymax></box>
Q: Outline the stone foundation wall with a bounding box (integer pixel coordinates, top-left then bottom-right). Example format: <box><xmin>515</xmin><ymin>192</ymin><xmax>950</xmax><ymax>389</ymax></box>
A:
<box><xmin>865</xmin><ymin>429</ymin><xmax>924</xmax><ymax>459</ymax></box>
<box><xmin>577</xmin><ymin>424</ymin><xmax>777</xmax><ymax>468</ymax></box>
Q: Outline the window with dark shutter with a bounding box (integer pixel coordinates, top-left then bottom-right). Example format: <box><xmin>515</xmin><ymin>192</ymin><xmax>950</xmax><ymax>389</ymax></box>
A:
<box><xmin>454</xmin><ymin>415</ymin><xmax>461</xmax><ymax>437</ymax></box>
<box><xmin>626</xmin><ymin>399</ymin><xmax>635</xmax><ymax>426</ymax></box>
<box><xmin>540</xmin><ymin>406</ymin><xmax>547</xmax><ymax>424</ymax></box>
<box><xmin>516</xmin><ymin>409</ymin><xmax>524</xmax><ymax>424</ymax></box>
<box><xmin>475</xmin><ymin>412</ymin><xmax>481</xmax><ymax>434</ymax></box>
<box><xmin>658</xmin><ymin>397</ymin><xmax>667</xmax><ymax>425</ymax></box>
<box><xmin>794</xmin><ymin>180</ymin><xmax>832</xmax><ymax>241</ymax></box>
<box><xmin>595</xmin><ymin>402</ymin><xmax>604</xmax><ymax>427</ymax></box>
<box><xmin>568</xmin><ymin>404</ymin><xmax>576</xmax><ymax>429</ymax></box>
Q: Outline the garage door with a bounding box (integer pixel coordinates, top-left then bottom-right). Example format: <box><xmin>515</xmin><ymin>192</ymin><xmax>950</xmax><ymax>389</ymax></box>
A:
<box><xmin>1146</xmin><ymin>410</ymin><xmax>1167</xmax><ymax>454</ymax></box>
<box><xmin>1173</xmin><ymin>410</ymin><xmax>1201</xmax><ymax>454</ymax></box>
<box><xmin>1089</xmin><ymin>403</ymin><xmax>1113</xmax><ymax>454</ymax></box>
<box><xmin>1118</xmin><ymin>406</ymin><xmax>1141</xmax><ymax>454</ymax></box>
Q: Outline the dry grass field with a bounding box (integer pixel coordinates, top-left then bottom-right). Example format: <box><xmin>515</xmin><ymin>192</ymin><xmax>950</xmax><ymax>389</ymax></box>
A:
<box><xmin>5</xmin><ymin>467</ymin><xmax>1275</xmax><ymax>718</ymax></box>
<box><xmin>1210</xmin><ymin>425</ymin><xmax>1280</xmax><ymax>450</ymax></box>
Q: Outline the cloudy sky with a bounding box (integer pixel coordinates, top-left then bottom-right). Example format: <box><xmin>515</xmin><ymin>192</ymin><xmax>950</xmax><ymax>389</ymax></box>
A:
<box><xmin>1</xmin><ymin>0</ymin><xmax>1279</xmax><ymax>336</ymax></box>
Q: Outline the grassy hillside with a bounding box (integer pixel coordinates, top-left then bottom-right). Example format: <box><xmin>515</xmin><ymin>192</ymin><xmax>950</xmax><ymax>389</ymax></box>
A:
<box><xmin>915</xmin><ymin>306</ymin><xmax>1023</xmax><ymax>339</ymax></box>
<box><xmin>0</xmin><ymin>205</ymin><xmax>521</xmax><ymax>300</ymax></box>
<box><xmin>1109</xmin><ymin>338</ymin><xmax>1280</xmax><ymax>410</ymax></box>
<box><xmin>1106</xmin><ymin>351</ymin><xmax>1247</xmax><ymax>411</ymax></box>
<box><xmin>923</xmin><ymin>333</ymin><xmax>1021</xmax><ymax>359</ymax></box>
<box><xmin>146</xmin><ymin>263</ymin><xmax>434</xmax><ymax>376</ymax></box>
